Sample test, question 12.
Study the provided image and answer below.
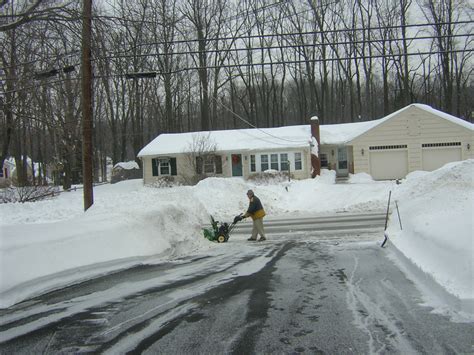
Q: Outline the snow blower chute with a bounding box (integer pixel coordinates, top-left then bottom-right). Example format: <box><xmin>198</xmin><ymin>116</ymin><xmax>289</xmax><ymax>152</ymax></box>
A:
<box><xmin>202</xmin><ymin>214</ymin><xmax>243</xmax><ymax>243</ymax></box>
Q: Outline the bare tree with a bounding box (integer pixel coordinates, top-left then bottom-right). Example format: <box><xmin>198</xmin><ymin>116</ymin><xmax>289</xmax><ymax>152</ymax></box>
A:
<box><xmin>0</xmin><ymin>0</ymin><xmax>74</xmax><ymax>32</ymax></box>
<box><xmin>183</xmin><ymin>133</ymin><xmax>218</xmax><ymax>184</ymax></box>
<box><xmin>418</xmin><ymin>0</ymin><xmax>471</xmax><ymax>114</ymax></box>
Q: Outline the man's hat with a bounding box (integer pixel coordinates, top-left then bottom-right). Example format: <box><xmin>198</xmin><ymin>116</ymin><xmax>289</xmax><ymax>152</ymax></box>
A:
<box><xmin>247</xmin><ymin>189</ymin><xmax>254</xmax><ymax>196</ymax></box>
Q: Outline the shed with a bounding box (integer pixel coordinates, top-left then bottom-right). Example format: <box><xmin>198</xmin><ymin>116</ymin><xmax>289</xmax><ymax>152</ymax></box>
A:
<box><xmin>111</xmin><ymin>161</ymin><xmax>142</xmax><ymax>184</ymax></box>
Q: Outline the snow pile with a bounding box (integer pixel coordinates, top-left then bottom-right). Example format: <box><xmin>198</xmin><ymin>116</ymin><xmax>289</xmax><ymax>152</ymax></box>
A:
<box><xmin>0</xmin><ymin>181</ymin><xmax>213</xmax><ymax>308</ymax></box>
<box><xmin>348</xmin><ymin>172</ymin><xmax>374</xmax><ymax>183</ymax></box>
<box><xmin>317</xmin><ymin>168</ymin><xmax>336</xmax><ymax>184</ymax></box>
<box><xmin>387</xmin><ymin>160</ymin><xmax>474</xmax><ymax>300</ymax></box>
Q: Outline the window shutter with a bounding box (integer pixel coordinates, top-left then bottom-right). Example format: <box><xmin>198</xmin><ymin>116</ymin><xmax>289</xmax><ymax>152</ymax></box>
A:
<box><xmin>196</xmin><ymin>156</ymin><xmax>203</xmax><ymax>174</ymax></box>
<box><xmin>215</xmin><ymin>155</ymin><xmax>222</xmax><ymax>174</ymax></box>
<box><xmin>152</xmin><ymin>158</ymin><xmax>159</xmax><ymax>176</ymax></box>
<box><xmin>170</xmin><ymin>158</ymin><xmax>177</xmax><ymax>176</ymax></box>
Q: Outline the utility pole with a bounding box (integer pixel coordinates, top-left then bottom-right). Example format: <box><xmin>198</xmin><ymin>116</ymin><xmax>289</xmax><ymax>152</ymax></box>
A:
<box><xmin>82</xmin><ymin>0</ymin><xmax>93</xmax><ymax>211</ymax></box>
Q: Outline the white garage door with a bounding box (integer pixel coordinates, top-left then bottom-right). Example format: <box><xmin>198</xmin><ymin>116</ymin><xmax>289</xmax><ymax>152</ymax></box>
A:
<box><xmin>422</xmin><ymin>142</ymin><xmax>461</xmax><ymax>171</ymax></box>
<box><xmin>369</xmin><ymin>145</ymin><xmax>408</xmax><ymax>180</ymax></box>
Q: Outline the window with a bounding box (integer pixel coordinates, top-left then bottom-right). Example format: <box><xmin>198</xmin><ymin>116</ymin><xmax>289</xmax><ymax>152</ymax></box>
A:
<box><xmin>422</xmin><ymin>142</ymin><xmax>461</xmax><ymax>148</ymax></box>
<box><xmin>280</xmin><ymin>153</ymin><xmax>288</xmax><ymax>171</ymax></box>
<box><xmin>261</xmin><ymin>155</ymin><xmax>269</xmax><ymax>171</ymax></box>
<box><xmin>294</xmin><ymin>152</ymin><xmax>302</xmax><ymax>170</ymax></box>
<box><xmin>152</xmin><ymin>157</ymin><xmax>177</xmax><ymax>176</ymax></box>
<box><xmin>270</xmin><ymin>154</ymin><xmax>279</xmax><ymax>170</ymax></box>
<box><xmin>159</xmin><ymin>159</ymin><xmax>170</xmax><ymax>175</ymax></box>
<box><xmin>320</xmin><ymin>153</ymin><xmax>328</xmax><ymax>168</ymax></box>
<box><xmin>369</xmin><ymin>144</ymin><xmax>407</xmax><ymax>150</ymax></box>
<box><xmin>204</xmin><ymin>156</ymin><xmax>215</xmax><ymax>173</ymax></box>
<box><xmin>250</xmin><ymin>155</ymin><xmax>256</xmax><ymax>172</ymax></box>
<box><xmin>196</xmin><ymin>155</ymin><xmax>223</xmax><ymax>175</ymax></box>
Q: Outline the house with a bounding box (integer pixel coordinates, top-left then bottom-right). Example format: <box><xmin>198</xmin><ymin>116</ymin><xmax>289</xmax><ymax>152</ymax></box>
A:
<box><xmin>0</xmin><ymin>159</ymin><xmax>15</xmax><ymax>185</ymax></box>
<box><xmin>137</xmin><ymin>104</ymin><xmax>473</xmax><ymax>183</ymax></box>
<box><xmin>111</xmin><ymin>161</ymin><xmax>142</xmax><ymax>184</ymax></box>
<box><xmin>0</xmin><ymin>157</ymin><xmax>36</xmax><ymax>185</ymax></box>
<box><xmin>138</xmin><ymin>125</ymin><xmax>313</xmax><ymax>184</ymax></box>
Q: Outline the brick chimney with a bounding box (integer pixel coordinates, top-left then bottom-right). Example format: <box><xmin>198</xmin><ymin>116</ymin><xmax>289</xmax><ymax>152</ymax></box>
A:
<box><xmin>310</xmin><ymin>116</ymin><xmax>321</xmax><ymax>178</ymax></box>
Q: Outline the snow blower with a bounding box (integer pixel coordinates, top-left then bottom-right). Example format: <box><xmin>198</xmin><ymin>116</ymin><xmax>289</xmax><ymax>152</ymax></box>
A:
<box><xmin>202</xmin><ymin>214</ymin><xmax>243</xmax><ymax>243</ymax></box>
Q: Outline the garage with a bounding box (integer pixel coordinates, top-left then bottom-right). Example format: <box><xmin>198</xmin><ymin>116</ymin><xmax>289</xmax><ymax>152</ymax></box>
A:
<box><xmin>369</xmin><ymin>145</ymin><xmax>408</xmax><ymax>180</ymax></box>
<box><xmin>422</xmin><ymin>142</ymin><xmax>462</xmax><ymax>171</ymax></box>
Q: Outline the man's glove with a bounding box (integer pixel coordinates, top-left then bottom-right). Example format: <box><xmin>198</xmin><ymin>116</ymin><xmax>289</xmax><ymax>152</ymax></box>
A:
<box><xmin>233</xmin><ymin>215</ymin><xmax>243</xmax><ymax>224</ymax></box>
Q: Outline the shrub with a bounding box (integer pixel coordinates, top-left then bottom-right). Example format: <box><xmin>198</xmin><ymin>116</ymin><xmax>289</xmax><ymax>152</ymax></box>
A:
<box><xmin>0</xmin><ymin>185</ymin><xmax>60</xmax><ymax>203</ymax></box>
<box><xmin>147</xmin><ymin>176</ymin><xmax>181</xmax><ymax>188</ymax></box>
<box><xmin>247</xmin><ymin>171</ymin><xmax>293</xmax><ymax>185</ymax></box>
<box><xmin>0</xmin><ymin>179</ymin><xmax>11</xmax><ymax>189</ymax></box>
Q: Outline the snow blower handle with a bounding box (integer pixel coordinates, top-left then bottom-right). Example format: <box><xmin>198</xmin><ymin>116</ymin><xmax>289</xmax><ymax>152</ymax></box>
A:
<box><xmin>233</xmin><ymin>213</ymin><xmax>244</xmax><ymax>224</ymax></box>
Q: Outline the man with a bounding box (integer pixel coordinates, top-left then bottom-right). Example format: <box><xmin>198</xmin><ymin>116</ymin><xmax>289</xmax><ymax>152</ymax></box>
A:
<box><xmin>236</xmin><ymin>189</ymin><xmax>266</xmax><ymax>242</ymax></box>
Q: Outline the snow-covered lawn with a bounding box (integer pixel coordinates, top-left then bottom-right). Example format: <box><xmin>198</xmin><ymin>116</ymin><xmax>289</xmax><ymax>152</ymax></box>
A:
<box><xmin>0</xmin><ymin>161</ymin><xmax>472</xmax><ymax>319</ymax></box>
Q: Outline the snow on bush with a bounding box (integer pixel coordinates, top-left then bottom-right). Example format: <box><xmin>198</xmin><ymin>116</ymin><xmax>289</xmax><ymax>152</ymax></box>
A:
<box><xmin>248</xmin><ymin>170</ymin><xmax>293</xmax><ymax>185</ymax></box>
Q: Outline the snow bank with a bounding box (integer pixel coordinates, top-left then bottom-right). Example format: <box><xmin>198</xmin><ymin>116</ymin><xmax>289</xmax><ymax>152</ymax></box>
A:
<box><xmin>387</xmin><ymin>160</ymin><xmax>474</xmax><ymax>301</ymax></box>
<box><xmin>348</xmin><ymin>172</ymin><xmax>374</xmax><ymax>183</ymax></box>
<box><xmin>0</xmin><ymin>175</ymin><xmax>394</xmax><ymax>307</ymax></box>
<box><xmin>0</xmin><ymin>182</ymin><xmax>214</xmax><ymax>308</ymax></box>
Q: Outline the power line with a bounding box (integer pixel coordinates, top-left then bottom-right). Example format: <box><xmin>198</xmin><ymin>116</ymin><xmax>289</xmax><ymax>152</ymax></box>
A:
<box><xmin>3</xmin><ymin>31</ymin><xmax>465</xmax><ymax>80</ymax></box>
<box><xmin>1</xmin><ymin>47</ymin><xmax>472</xmax><ymax>95</ymax></box>
<box><xmin>2</xmin><ymin>30</ymin><xmax>470</xmax><ymax>83</ymax></box>
<box><xmin>1</xmin><ymin>19</ymin><xmax>470</xmax><ymax>73</ymax></box>
<box><xmin>91</xmin><ymin>33</ymin><xmax>471</xmax><ymax>62</ymax></box>
<box><xmin>92</xmin><ymin>1</ymin><xmax>286</xmax><ymax>26</ymax></box>
<box><xmin>92</xmin><ymin>0</ymin><xmax>289</xmax><ymax>56</ymax></box>
<box><xmin>210</xmin><ymin>95</ymin><xmax>309</xmax><ymax>145</ymax></box>
<box><xmin>92</xmin><ymin>48</ymin><xmax>473</xmax><ymax>78</ymax></box>
<box><xmin>107</xmin><ymin>20</ymin><xmax>473</xmax><ymax>52</ymax></box>
<box><xmin>0</xmin><ymin>50</ymin><xmax>80</xmax><ymax>72</ymax></box>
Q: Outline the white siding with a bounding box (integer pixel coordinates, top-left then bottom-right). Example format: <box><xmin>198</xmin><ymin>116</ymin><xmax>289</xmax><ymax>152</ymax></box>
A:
<box><xmin>141</xmin><ymin>147</ymin><xmax>312</xmax><ymax>184</ymax></box>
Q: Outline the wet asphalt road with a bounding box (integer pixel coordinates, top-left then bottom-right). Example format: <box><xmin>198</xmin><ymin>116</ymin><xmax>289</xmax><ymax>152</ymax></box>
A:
<box><xmin>0</xmin><ymin>213</ymin><xmax>473</xmax><ymax>354</ymax></box>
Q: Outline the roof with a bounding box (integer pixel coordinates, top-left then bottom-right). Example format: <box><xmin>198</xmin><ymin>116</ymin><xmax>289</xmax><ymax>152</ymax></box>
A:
<box><xmin>113</xmin><ymin>161</ymin><xmax>140</xmax><ymax>170</ymax></box>
<box><xmin>138</xmin><ymin>104</ymin><xmax>473</xmax><ymax>157</ymax></box>
<box><xmin>408</xmin><ymin>103</ymin><xmax>473</xmax><ymax>131</ymax></box>
<box><xmin>138</xmin><ymin>125</ymin><xmax>312</xmax><ymax>157</ymax></box>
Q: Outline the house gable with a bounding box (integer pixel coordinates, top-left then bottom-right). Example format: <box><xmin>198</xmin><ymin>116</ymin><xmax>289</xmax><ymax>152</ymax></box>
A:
<box><xmin>348</xmin><ymin>104</ymin><xmax>473</xmax><ymax>145</ymax></box>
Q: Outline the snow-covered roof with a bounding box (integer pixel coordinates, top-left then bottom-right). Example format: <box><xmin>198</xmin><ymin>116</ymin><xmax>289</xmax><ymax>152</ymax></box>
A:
<box><xmin>372</xmin><ymin>103</ymin><xmax>474</xmax><ymax>131</ymax></box>
<box><xmin>138</xmin><ymin>125</ymin><xmax>313</xmax><ymax>157</ymax></box>
<box><xmin>320</xmin><ymin>120</ymin><xmax>384</xmax><ymax>145</ymax></box>
<box><xmin>113</xmin><ymin>161</ymin><xmax>140</xmax><ymax>170</ymax></box>
<box><xmin>138</xmin><ymin>104</ymin><xmax>473</xmax><ymax>156</ymax></box>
